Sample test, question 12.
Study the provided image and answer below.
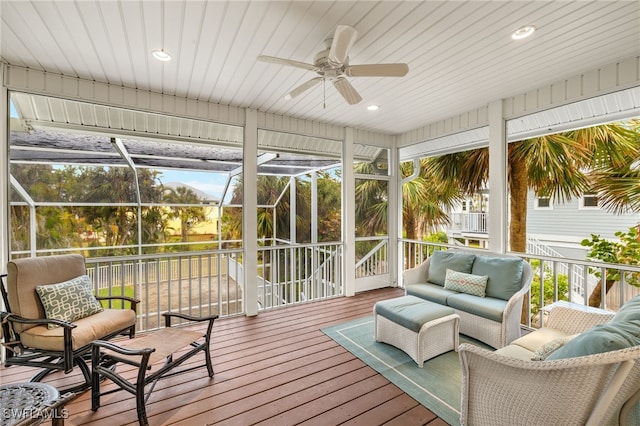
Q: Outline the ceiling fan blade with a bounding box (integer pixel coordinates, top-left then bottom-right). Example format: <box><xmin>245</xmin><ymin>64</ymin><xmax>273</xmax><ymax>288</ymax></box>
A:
<box><xmin>345</xmin><ymin>63</ymin><xmax>409</xmax><ymax>77</ymax></box>
<box><xmin>285</xmin><ymin>77</ymin><xmax>323</xmax><ymax>100</ymax></box>
<box><xmin>328</xmin><ymin>25</ymin><xmax>359</xmax><ymax>66</ymax></box>
<box><xmin>333</xmin><ymin>77</ymin><xmax>362</xmax><ymax>105</ymax></box>
<box><xmin>257</xmin><ymin>55</ymin><xmax>316</xmax><ymax>71</ymax></box>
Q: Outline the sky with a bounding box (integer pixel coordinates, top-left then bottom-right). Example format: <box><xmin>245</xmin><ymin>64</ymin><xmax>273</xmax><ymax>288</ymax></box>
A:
<box><xmin>158</xmin><ymin>169</ymin><xmax>232</xmax><ymax>200</ymax></box>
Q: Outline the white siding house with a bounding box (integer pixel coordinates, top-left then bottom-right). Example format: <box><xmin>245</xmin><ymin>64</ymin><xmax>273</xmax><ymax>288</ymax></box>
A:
<box><xmin>526</xmin><ymin>191</ymin><xmax>639</xmax><ymax>259</ymax></box>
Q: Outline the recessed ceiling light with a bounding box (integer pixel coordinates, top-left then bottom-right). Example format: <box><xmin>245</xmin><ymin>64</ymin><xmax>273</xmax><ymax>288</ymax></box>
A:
<box><xmin>511</xmin><ymin>25</ymin><xmax>536</xmax><ymax>40</ymax></box>
<box><xmin>367</xmin><ymin>105</ymin><xmax>379</xmax><ymax>111</ymax></box>
<box><xmin>152</xmin><ymin>49</ymin><xmax>172</xmax><ymax>62</ymax></box>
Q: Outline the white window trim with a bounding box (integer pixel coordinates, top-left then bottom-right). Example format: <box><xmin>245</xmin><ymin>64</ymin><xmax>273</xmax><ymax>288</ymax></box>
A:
<box><xmin>534</xmin><ymin>196</ymin><xmax>553</xmax><ymax>210</ymax></box>
<box><xmin>579</xmin><ymin>193</ymin><xmax>601</xmax><ymax>210</ymax></box>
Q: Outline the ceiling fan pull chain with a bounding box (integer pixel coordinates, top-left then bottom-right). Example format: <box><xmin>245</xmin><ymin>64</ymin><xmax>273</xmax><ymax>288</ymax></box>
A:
<box><xmin>323</xmin><ymin>78</ymin><xmax>326</xmax><ymax>109</ymax></box>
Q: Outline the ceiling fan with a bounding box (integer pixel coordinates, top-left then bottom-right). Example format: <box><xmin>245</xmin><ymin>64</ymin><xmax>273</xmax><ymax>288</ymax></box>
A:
<box><xmin>257</xmin><ymin>25</ymin><xmax>409</xmax><ymax>106</ymax></box>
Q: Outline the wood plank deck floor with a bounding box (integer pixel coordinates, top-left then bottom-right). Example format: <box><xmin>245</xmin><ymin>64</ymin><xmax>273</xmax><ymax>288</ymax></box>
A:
<box><xmin>1</xmin><ymin>288</ymin><xmax>450</xmax><ymax>426</ymax></box>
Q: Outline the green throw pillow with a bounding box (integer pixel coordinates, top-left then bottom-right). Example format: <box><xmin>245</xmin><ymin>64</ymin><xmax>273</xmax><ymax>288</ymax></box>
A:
<box><xmin>546</xmin><ymin>320</ymin><xmax>640</xmax><ymax>360</ymax></box>
<box><xmin>471</xmin><ymin>256</ymin><xmax>524</xmax><ymax>300</ymax></box>
<box><xmin>36</xmin><ymin>275</ymin><xmax>103</xmax><ymax>329</ymax></box>
<box><xmin>443</xmin><ymin>269</ymin><xmax>488</xmax><ymax>297</ymax></box>
<box><xmin>428</xmin><ymin>251</ymin><xmax>476</xmax><ymax>286</ymax></box>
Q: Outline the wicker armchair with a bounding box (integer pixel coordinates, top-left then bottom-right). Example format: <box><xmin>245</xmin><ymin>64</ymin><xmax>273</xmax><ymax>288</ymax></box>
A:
<box><xmin>459</xmin><ymin>303</ymin><xmax>640</xmax><ymax>425</ymax></box>
<box><xmin>459</xmin><ymin>343</ymin><xmax>640</xmax><ymax>426</ymax></box>
<box><xmin>1</xmin><ymin>254</ymin><xmax>139</xmax><ymax>392</ymax></box>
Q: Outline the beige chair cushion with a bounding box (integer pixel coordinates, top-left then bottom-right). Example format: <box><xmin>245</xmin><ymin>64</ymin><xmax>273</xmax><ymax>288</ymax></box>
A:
<box><xmin>7</xmin><ymin>254</ymin><xmax>86</xmax><ymax>332</ymax></box>
<box><xmin>494</xmin><ymin>343</ymin><xmax>534</xmax><ymax>361</ymax></box>
<box><xmin>19</xmin><ymin>308</ymin><xmax>137</xmax><ymax>352</ymax></box>
<box><xmin>508</xmin><ymin>327</ymin><xmax>571</xmax><ymax>352</ymax></box>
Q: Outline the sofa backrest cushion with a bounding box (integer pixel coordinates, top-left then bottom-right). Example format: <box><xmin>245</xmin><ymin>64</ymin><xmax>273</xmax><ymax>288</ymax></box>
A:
<box><xmin>471</xmin><ymin>256</ymin><xmax>524</xmax><ymax>301</ymax></box>
<box><xmin>612</xmin><ymin>294</ymin><xmax>640</xmax><ymax>323</ymax></box>
<box><xmin>546</xmin><ymin>319</ymin><xmax>640</xmax><ymax>360</ymax></box>
<box><xmin>428</xmin><ymin>251</ymin><xmax>475</xmax><ymax>286</ymax></box>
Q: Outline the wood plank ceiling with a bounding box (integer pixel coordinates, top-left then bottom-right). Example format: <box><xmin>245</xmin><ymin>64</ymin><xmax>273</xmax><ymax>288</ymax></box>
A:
<box><xmin>2</xmin><ymin>1</ymin><xmax>639</xmax><ymax>135</ymax></box>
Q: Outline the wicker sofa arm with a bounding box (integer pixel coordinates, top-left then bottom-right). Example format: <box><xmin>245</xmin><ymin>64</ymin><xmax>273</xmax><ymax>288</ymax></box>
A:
<box><xmin>459</xmin><ymin>343</ymin><xmax>640</xmax><ymax>426</ymax></box>
<box><xmin>546</xmin><ymin>305</ymin><xmax>616</xmax><ymax>335</ymax></box>
<box><xmin>498</xmin><ymin>283</ymin><xmax>530</xmax><ymax>347</ymax></box>
<box><xmin>402</xmin><ymin>258</ymin><xmax>431</xmax><ymax>286</ymax></box>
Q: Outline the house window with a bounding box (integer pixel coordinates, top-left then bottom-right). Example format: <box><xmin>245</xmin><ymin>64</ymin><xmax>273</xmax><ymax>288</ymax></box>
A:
<box><xmin>535</xmin><ymin>196</ymin><xmax>553</xmax><ymax>210</ymax></box>
<box><xmin>580</xmin><ymin>193</ymin><xmax>600</xmax><ymax>210</ymax></box>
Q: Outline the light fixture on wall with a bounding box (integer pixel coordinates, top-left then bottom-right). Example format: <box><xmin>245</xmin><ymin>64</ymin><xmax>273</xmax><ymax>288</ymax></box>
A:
<box><xmin>511</xmin><ymin>25</ymin><xmax>536</xmax><ymax>40</ymax></box>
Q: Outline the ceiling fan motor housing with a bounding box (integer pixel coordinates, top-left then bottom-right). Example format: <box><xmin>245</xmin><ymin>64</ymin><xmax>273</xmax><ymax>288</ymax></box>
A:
<box><xmin>314</xmin><ymin>48</ymin><xmax>347</xmax><ymax>75</ymax></box>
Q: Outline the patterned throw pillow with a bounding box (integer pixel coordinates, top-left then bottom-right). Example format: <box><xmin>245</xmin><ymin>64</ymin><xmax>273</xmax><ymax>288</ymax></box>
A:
<box><xmin>531</xmin><ymin>335</ymin><xmax>577</xmax><ymax>361</ymax></box>
<box><xmin>443</xmin><ymin>269</ymin><xmax>489</xmax><ymax>297</ymax></box>
<box><xmin>36</xmin><ymin>275</ymin><xmax>103</xmax><ymax>329</ymax></box>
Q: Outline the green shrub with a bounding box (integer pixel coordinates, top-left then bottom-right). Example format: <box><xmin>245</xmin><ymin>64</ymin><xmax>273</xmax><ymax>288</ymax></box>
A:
<box><xmin>529</xmin><ymin>259</ymin><xmax>569</xmax><ymax>317</ymax></box>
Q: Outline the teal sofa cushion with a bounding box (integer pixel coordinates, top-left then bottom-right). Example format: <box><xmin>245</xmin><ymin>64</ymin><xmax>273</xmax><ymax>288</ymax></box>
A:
<box><xmin>471</xmin><ymin>256</ymin><xmax>524</xmax><ymax>301</ymax></box>
<box><xmin>446</xmin><ymin>293</ymin><xmax>507</xmax><ymax>322</ymax></box>
<box><xmin>375</xmin><ymin>295</ymin><xmax>455</xmax><ymax>333</ymax></box>
<box><xmin>428</xmin><ymin>251</ymin><xmax>475</xmax><ymax>286</ymax></box>
<box><xmin>612</xmin><ymin>295</ymin><xmax>640</xmax><ymax>323</ymax></box>
<box><xmin>406</xmin><ymin>283</ymin><xmax>459</xmax><ymax>305</ymax></box>
<box><xmin>546</xmin><ymin>320</ymin><xmax>640</xmax><ymax>360</ymax></box>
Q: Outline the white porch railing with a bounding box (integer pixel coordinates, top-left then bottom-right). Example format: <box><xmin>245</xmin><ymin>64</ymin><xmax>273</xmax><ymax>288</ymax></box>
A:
<box><xmin>64</xmin><ymin>239</ymin><xmax>640</xmax><ymax>334</ymax></box>
<box><xmin>355</xmin><ymin>237</ymin><xmax>389</xmax><ymax>278</ymax></box>
<box><xmin>86</xmin><ymin>250</ymin><xmax>243</xmax><ymax>332</ymax></box>
<box><xmin>257</xmin><ymin>242</ymin><xmax>343</xmax><ymax>310</ymax></box>
<box><xmin>449</xmin><ymin>212</ymin><xmax>487</xmax><ymax>234</ymax></box>
<box><xmin>84</xmin><ymin>242</ymin><xmax>344</xmax><ymax>331</ymax></box>
<box><xmin>526</xmin><ymin>236</ymin><xmax>600</xmax><ymax>300</ymax></box>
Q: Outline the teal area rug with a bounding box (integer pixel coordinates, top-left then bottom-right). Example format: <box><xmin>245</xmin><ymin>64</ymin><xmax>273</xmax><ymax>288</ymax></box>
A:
<box><xmin>322</xmin><ymin>317</ymin><xmax>481</xmax><ymax>426</ymax></box>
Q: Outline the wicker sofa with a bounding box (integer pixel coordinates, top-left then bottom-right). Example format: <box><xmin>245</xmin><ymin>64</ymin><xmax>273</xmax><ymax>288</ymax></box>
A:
<box><xmin>403</xmin><ymin>249</ymin><xmax>533</xmax><ymax>349</ymax></box>
<box><xmin>459</xmin><ymin>297</ymin><xmax>640</xmax><ymax>426</ymax></box>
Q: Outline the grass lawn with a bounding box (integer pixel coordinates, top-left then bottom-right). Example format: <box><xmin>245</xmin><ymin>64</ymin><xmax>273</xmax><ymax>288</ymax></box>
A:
<box><xmin>97</xmin><ymin>286</ymin><xmax>135</xmax><ymax>309</ymax></box>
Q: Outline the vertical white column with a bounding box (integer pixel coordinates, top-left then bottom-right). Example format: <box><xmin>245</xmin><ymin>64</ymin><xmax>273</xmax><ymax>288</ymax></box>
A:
<box><xmin>243</xmin><ymin>109</ymin><xmax>259</xmax><ymax>316</ymax></box>
<box><xmin>388</xmin><ymin>146</ymin><xmax>399</xmax><ymax>287</ymax></box>
<box><xmin>0</xmin><ymin>69</ymin><xmax>8</xmax><ymax>269</ymax></box>
<box><xmin>342</xmin><ymin>128</ymin><xmax>355</xmax><ymax>296</ymax></box>
<box><xmin>488</xmin><ymin>100</ymin><xmax>507</xmax><ymax>253</ymax></box>
<box><xmin>289</xmin><ymin>176</ymin><xmax>296</xmax><ymax>243</ymax></box>
<box><xmin>311</xmin><ymin>172</ymin><xmax>317</xmax><ymax>244</ymax></box>
<box><xmin>1</xmin><ymin>70</ymin><xmax>7</xmax><ymax>363</ymax></box>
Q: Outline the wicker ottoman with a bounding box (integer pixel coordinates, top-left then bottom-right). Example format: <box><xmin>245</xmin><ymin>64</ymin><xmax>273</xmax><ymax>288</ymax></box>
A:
<box><xmin>374</xmin><ymin>295</ymin><xmax>460</xmax><ymax>367</ymax></box>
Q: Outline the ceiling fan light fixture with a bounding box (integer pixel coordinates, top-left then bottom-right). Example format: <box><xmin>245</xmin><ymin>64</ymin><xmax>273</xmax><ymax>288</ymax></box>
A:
<box><xmin>511</xmin><ymin>25</ymin><xmax>536</xmax><ymax>40</ymax></box>
<box><xmin>152</xmin><ymin>49</ymin><xmax>172</xmax><ymax>62</ymax></box>
<box><xmin>367</xmin><ymin>104</ymin><xmax>380</xmax><ymax>111</ymax></box>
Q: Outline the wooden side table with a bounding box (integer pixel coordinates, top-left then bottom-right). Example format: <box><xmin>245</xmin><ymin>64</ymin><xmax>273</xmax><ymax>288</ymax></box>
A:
<box><xmin>0</xmin><ymin>383</ymin><xmax>73</xmax><ymax>426</ymax></box>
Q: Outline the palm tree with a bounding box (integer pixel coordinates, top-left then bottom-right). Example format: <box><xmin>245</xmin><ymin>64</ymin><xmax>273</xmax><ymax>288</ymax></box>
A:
<box><xmin>400</xmin><ymin>160</ymin><xmax>463</xmax><ymax>241</ymax></box>
<box><xmin>164</xmin><ymin>186</ymin><xmax>207</xmax><ymax>243</ymax></box>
